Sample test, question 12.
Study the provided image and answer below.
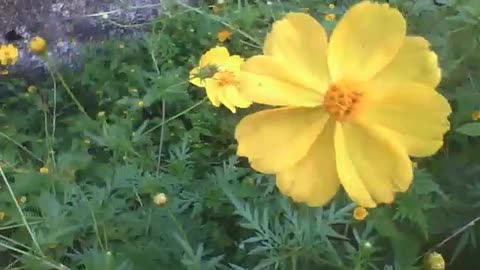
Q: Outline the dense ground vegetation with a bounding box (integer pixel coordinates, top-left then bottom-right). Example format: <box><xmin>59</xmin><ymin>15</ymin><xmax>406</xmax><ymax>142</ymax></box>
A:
<box><xmin>0</xmin><ymin>0</ymin><xmax>480</xmax><ymax>269</ymax></box>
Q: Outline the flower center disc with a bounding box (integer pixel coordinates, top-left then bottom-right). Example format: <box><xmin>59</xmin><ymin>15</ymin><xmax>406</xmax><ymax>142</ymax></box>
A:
<box><xmin>324</xmin><ymin>82</ymin><xmax>363</xmax><ymax>121</ymax></box>
<box><xmin>215</xmin><ymin>71</ymin><xmax>236</xmax><ymax>87</ymax></box>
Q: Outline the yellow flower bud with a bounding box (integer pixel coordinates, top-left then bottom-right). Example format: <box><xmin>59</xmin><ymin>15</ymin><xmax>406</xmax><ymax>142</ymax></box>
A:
<box><xmin>137</xmin><ymin>100</ymin><xmax>144</xmax><ymax>108</ymax></box>
<box><xmin>353</xmin><ymin>206</ymin><xmax>368</xmax><ymax>221</ymax></box>
<box><xmin>324</xmin><ymin>13</ymin><xmax>336</xmax><ymax>22</ymax></box>
<box><xmin>29</xmin><ymin>37</ymin><xmax>48</xmax><ymax>55</ymax></box>
<box><xmin>424</xmin><ymin>252</ymin><xmax>445</xmax><ymax>270</ymax></box>
<box><xmin>153</xmin><ymin>193</ymin><xmax>168</xmax><ymax>206</ymax></box>
<box><xmin>39</xmin><ymin>167</ymin><xmax>49</xmax><ymax>174</ymax></box>
<box><xmin>472</xmin><ymin>111</ymin><xmax>480</xmax><ymax>121</ymax></box>
<box><xmin>27</xmin><ymin>85</ymin><xmax>38</xmax><ymax>94</ymax></box>
<box><xmin>217</xmin><ymin>29</ymin><xmax>232</xmax><ymax>42</ymax></box>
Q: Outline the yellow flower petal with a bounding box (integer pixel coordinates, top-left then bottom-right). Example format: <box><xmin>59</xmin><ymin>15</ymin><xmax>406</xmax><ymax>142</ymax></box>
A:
<box><xmin>240</xmin><ymin>56</ymin><xmax>322</xmax><ymax>107</ymax></box>
<box><xmin>328</xmin><ymin>1</ymin><xmax>406</xmax><ymax>82</ymax></box>
<box><xmin>236</xmin><ymin>108</ymin><xmax>329</xmax><ymax>173</ymax></box>
<box><xmin>263</xmin><ymin>12</ymin><xmax>329</xmax><ymax>92</ymax></box>
<box><xmin>221</xmin><ymin>85</ymin><xmax>252</xmax><ymax>112</ymax></box>
<box><xmin>362</xmin><ymin>82</ymin><xmax>451</xmax><ymax>157</ymax></box>
<box><xmin>223</xmin><ymin>55</ymin><xmax>244</xmax><ymax>71</ymax></box>
<box><xmin>205</xmin><ymin>79</ymin><xmax>225</xmax><ymax>107</ymax></box>
<box><xmin>334</xmin><ymin>122</ymin><xmax>376</xmax><ymax>208</ymax></box>
<box><xmin>342</xmin><ymin>121</ymin><xmax>414</xmax><ymax>201</ymax></box>
<box><xmin>199</xmin><ymin>46</ymin><xmax>230</xmax><ymax>67</ymax></box>
<box><xmin>276</xmin><ymin>120</ymin><xmax>340</xmax><ymax>206</ymax></box>
<box><xmin>374</xmin><ymin>36</ymin><xmax>441</xmax><ymax>88</ymax></box>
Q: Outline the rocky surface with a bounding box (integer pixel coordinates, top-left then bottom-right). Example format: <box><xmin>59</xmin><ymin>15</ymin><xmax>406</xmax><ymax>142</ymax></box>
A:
<box><xmin>0</xmin><ymin>0</ymin><xmax>166</xmax><ymax>80</ymax></box>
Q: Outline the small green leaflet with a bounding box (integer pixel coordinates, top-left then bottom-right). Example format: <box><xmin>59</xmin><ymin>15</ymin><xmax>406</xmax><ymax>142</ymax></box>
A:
<box><xmin>456</xmin><ymin>122</ymin><xmax>480</xmax><ymax>136</ymax></box>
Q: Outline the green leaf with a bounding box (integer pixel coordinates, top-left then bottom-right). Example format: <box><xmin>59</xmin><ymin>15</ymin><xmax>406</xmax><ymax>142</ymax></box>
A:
<box><xmin>456</xmin><ymin>122</ymin><xmax>480</xmax><ymax>136</ymax></box>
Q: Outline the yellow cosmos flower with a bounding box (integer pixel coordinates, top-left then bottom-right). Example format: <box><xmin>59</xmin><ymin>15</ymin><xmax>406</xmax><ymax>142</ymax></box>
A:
<box><xmin>189</xmin><ymin>47</ymin><xmax>252</xmax><ymax>113</ymax></box>
<box><xmin>217</xmin><ymin>29</ymin><xmax>232</xmax><ymax>42</ymax></box>
<box><xmin>29</xmin><ymin>37</ymin><xmax>48</xmax><ymax>55</ymax></box>
<box><xmin>353</xmin><ymin>206</ymin><xmax>368</xmax><ymax>220</ymax></box>
<box><xmin>329</xmin><ymin>4</ymin><xmax>335</xmax><ymax>9</ymax></box>
<box><xmin>0</xmin><ymin>44</ymin><xmax>19</xmax><ymax>65</ymax></box>
<box><xmin>235</xmin><ymin>1</ymin><xmax>451</xmax><ymax>208</ymax></box>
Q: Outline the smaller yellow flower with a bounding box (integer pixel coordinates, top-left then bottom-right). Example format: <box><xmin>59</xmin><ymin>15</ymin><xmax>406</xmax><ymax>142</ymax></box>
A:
<box><xmin>0</xmin><ymin>69</ymin><xmax>8</xmax><ymax>75</ymax></box>
<box><xmin>424</xmin><ymin>252</ymin><xmax>445</xmax><ymax>270</ymax></box>
<box><xmin>153</xmin><ymin>193</ymin><xmax>168</xmax><ymax>206</ymax></box>
<box><xmin>189</xmin><ymin>47</ymin><xmax>252</xmax><ymax>113</ymax></box>
<box><xmin>0</xmin><ymin>212</ymin><xmax>5</xmax><ymax>220</ymax></box>
<box><xmin>217</xmin><ymin>29</ymin><xmax>232</xmax><ymax>42</ymax></box>
<box><xmin>329</xmin><ymin>3</ymin><xmax>335</xmax><ymax>9</ymax></box>
<box><xmin>353</xmin><ymin>206</ymin><xmax>368</xmax><ymax>221</ymax></box>
<box><xmin>472</xmin><ymin>111</ymin><xmax>480</xmax><ymax>120</ymax></box>
<box><xmin>324</xmin><ymin>13</ymin><xmax>336</xmax><ymax>21</ymax></box>
<box><xmin>29</xmin><ymin>37</ymin><xmax>48</xmax><ymax>55</ymax></box>
<box><xmin>0</xmin><ymin>44</ymin><xmax>19</xmax><ymax>65</ymax></box>
<box><xmin>137</xmin><ymin>100</ymin><xmax>144</xmax><ymax>108</ymax></box>
<box><xmin>84</xmin><ymin>139</ymin><xmax>91</xmax><ymax>145</ymax></box>
<box><xmin>39</xmin><ymin>167</ymin><xmax>49</xmax><ymax>174</ymax></box>
<box><xmin>27</xmin><ymin>85</ymin><xmax>38</xmax><ymax>94</ymax></box>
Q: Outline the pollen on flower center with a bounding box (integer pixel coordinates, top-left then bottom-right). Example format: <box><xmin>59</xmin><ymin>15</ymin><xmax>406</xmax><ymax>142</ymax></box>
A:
<box><xmin>323</xmin><ymin>82</ymin><xmax>363</xmax><ymax>121</ymax></box>
<box><xmin>215</xmin><ymin>71</ymin><xmax>236</xmax><ymax>87</ymax></box>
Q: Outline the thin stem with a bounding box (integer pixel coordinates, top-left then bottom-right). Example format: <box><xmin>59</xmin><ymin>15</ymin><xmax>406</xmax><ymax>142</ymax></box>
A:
<box><xmin>144</xmin><ymin>97</ymin><xmax>207</xmax><ymax>135</ymax></box>
<box><xmin>76</xmin><ymin>3</ymin><xmax>165</xmax><ymax>18</ymax></box>
<box><xmin>149</xmin><ymin>39</ymin><xmax>166</xmax><ymax>176</ymax></box>
<box><xmin>167</xmin><ymin>208</ymin><xmax>190</xmax><ymax>246</ymax></box>
<box><xmin>0</xmin><ymin>241</ymin><xmax>69</xmax><ymax>270</ymax></box>
<box><xmin>176</xmin><ymin>1</ymin><xmax>261</xmax><ymax>47</ymax></box>
<box><xmin>0</xmin><ymin>132</ymin><xmax>43</xmax><ymax>162</ymax></box>
<box><xmin>0</xmin><ymin>167</ymin><xmax>43</xmax><ymax>255</ymax></box>
<box><xmin>56</xmin><ymin>73</ymin><xmax>89</xmax><ymax>118</ymax></box>
<box><xmin>155</xmin><ymin>99</ymin><xmax>166</xmax><ymax>176</ymax></box>
<box><xmin>291</xmin><ymin>255</ymin><xmax>298</xmax><ymax>270</ymax></box>
<box><xmin>417</xmin><ymin>215</ymin><xmax>480</xmax><ymax>261</ymax></box>
<box><xmin>0</xmin><ymin>234</ymin><xmax>33</xmax><ymax>251</ymax></box>
<box><xmin>0</xmin><ymin>221</ymin><xmax>44</xmax><ymax>231</ymax></box>
<box><xmin>46</xmin><ymin>59</ymin><xmax>58</xmax><ymax>168</ymax></box>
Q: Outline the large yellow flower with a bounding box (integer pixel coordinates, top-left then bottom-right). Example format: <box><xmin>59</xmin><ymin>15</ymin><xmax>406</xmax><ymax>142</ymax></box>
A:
<box><xmin>189</xmin><ymin>47</ymin><xmax>252</xmax><ymax>113</ymax></box>
<box><xmin>235</xmin><ymin>1</ymin><xmax>451</xmax><ymax>208</ymax></box>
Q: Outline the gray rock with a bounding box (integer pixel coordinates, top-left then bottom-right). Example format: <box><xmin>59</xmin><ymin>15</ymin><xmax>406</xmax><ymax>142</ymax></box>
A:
<box><xmin>0</xmin><ymin>0</ymin><xmax>166</xmax><ymax>81</ymax></box>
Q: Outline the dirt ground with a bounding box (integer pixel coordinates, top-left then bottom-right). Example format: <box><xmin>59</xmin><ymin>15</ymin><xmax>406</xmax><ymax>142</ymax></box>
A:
<box><xmin>0</xmin><ymin>0</ymin><xmax>161</xmax><ymax>79</ymax></box>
